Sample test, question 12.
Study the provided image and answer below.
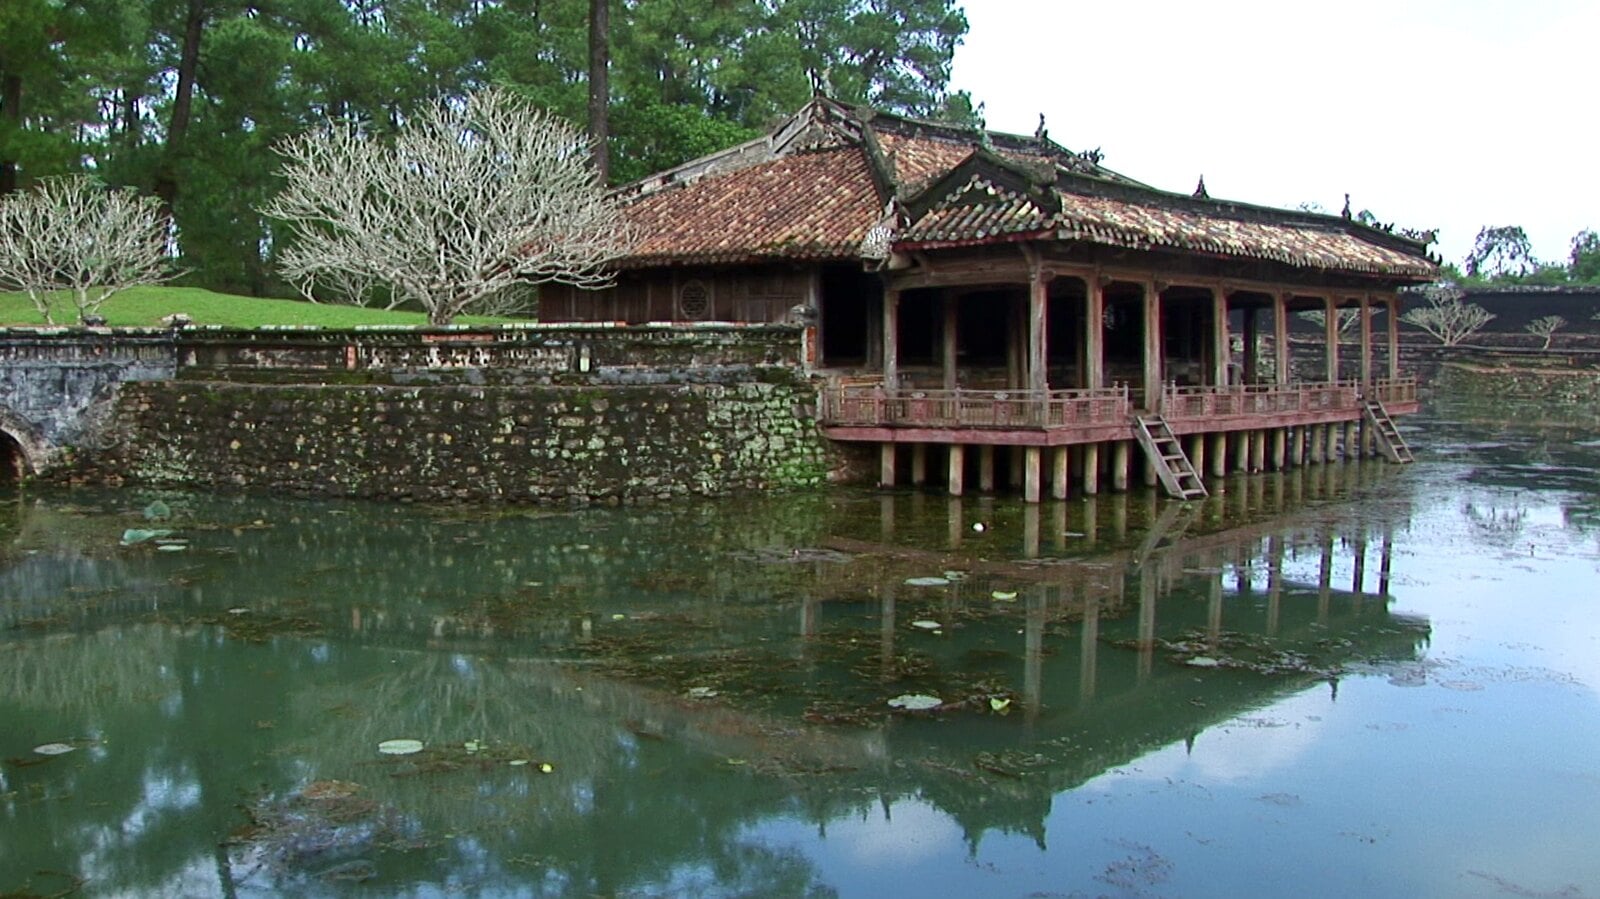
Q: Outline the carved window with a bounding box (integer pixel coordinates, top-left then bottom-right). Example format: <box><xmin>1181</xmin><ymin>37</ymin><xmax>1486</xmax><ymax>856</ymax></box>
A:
<box><xmin>679</xmin><ymin>280</ymin><xmax>710</xmax><ymax>319</ymax></box>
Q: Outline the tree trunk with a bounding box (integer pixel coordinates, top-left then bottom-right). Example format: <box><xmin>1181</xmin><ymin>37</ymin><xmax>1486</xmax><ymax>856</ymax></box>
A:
<box><xmin>586</xmin><ymin>0</ymin><xmax>609</xmax><ymax>184</ymax></box>
<box><xmin>1</xmin><ymin>70</ymin><xmax>21</xmax><ymax>194</ymax></box>
<box><xmin>155</xmin><ymin>0</ymin><xmax>206</xmax><ymax>217</ymax></box>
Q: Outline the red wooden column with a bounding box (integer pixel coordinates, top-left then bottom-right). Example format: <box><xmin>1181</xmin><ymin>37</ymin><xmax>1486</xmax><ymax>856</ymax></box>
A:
<box><xmin>1086</xmin><ymin>276</ymin><xmax>1106</xmax><ymax>390</ymax></box>
<box><xmin>942</xmin><ymin>294</ymin><xmax>959</xmax><ymax>390</ymax></box>
<box><xmin>1212</xmin><ymin>287</ymin><xmax>1230</xmax><ymax>386</ymax></box>
<box><xmin>1142</xmin><ymin>281</ymin><xmax>1162</xmax><ymax>411</ymax></box>
<box><xmin>883</xmin><ymin>286</ymin><xmax>900</xmax><ymax>389</ymax></box>
<box><xmin>1386</xmin><ymin>295</ymin><xmax>1401</xmax><ymax>380</ymax></box>
<box><xmin>1029</xmin><ymin>266</ymin><xmax>1050</xmax><ymax>393</ymax></box>
<box><xmin>1358</xmin><ymin>293</ymin><xmax>1373</xmax><ymax>391</ymax></box>
<box><xmin>1242</xmin><ymin>306</ymin><xmax>1259</xmax><ymax>383</ymax></box>
<box><xmin>1273</xmin><ymin>291</ymin><xmax>1291</xmax><ymax>385</ymax></box>
<box><xmin>1323</xmin><ymin>295</ymin><xmax>1339</xmax><ymax>382</ymax></box>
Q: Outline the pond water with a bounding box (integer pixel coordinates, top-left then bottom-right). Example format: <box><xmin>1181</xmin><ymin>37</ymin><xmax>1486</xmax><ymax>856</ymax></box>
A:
<box><xmin>2</xmin><ymin>413</ymin><xmax>1597</xmax><ymax>898</ymax></box>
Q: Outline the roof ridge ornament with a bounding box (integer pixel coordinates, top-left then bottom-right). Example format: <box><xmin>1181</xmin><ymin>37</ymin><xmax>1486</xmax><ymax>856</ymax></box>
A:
<box><xmin>859</xmin><ymin>200</ymin><xmax>897</xmax><ymax>262</ymax></box>
<box><xmin>1193</xmin><ymin>175</ymin><xmax>1209</xmax><ymax>199</ymax></box>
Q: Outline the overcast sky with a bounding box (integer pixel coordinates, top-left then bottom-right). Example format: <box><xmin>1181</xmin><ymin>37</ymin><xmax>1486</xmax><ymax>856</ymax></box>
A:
<box><xmin>948</xmin><ymin>0</ymin><xmax>1597</xmax><ymax>271</ymax></box>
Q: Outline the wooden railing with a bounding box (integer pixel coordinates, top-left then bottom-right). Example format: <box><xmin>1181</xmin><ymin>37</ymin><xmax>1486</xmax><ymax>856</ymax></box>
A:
<box><xmin>1160</xmin><ymin>381</ymin><xmax>1363</xmax><ymax>420</ymax></box>
<box><xmin>1368</xmin><ymin>376</ymin><xmax>1418</xmax><ymax>406</ymax></box>
<box><xmin>821</xmin><ymin>384</ymin><xmax>1131</xmax><ymax>430</ymax></box>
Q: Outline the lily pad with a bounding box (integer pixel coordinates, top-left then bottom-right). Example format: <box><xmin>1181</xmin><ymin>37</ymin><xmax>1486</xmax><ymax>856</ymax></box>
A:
<box><xmin>377</xmin><ymin>738</ymin><xmax>424</xmax><ymax>755</ymax></box>
<box><xmin>142</xmin><ymin>500</ymin><xmax>172</xmax><ymax>521</ymax></box>
<box><xmin>686</xmin><ymin>686</ymin><xmax>718</xmax><ymax>700</ymax></box>
<box><xmin>910</xmin><ymin>619</ymin><xmax>942</xmax><ymax>630</ymax></box>
<box><xmin>905</xmin><ymin>576</ymin><xmax>950</xmax><ymax>587</ymax></box>
<box><xmin>990</xmin><ymin>590</ymin><xmax>1018</xmax><ymax>601</ymax></box>
<box><xmin>33</xmin><ymin>742</ymin><xmax>75</xmax><ymax>756</ymax></box>
<box><xmin>156</xmin><ymin>544</ymin><xmax>189</xmax><ymax>552</ymax></box>
<box><xmin>887</xmin><ymin>693</ymin><xmax>942</xmax><ymax>711</ymax></box>
<box><xmin>121</xmin><ymin>528</ymin><xmax>174</xmax><ymax>546</ymax></box>
<box><xmin>1185</xmin><ymin>656</ymin><xmax>1222</xmax><ymax>668</ymax></box>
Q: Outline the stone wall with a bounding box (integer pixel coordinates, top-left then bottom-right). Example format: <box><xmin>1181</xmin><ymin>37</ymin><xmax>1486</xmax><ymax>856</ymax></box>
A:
<box><xmin>72</xmin><ymin>377</ymin><xmax>840</xmax><ymax>503</ymax></box>
<box><xmin>0</xmin><ymin>330</ymin><xmax>176</xmax><ymax>471</ymax></box>
<box><xmin>0</xmin><ymin>324</ymin><xmax>865</xmax><ymax>502</ymax></box>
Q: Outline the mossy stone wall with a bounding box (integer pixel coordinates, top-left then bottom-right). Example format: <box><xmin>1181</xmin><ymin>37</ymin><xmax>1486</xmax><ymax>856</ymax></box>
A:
<box><xmin>81</xmin><ymin>378</ymin><xmax>840</xmax><ymax>503</ymax></box>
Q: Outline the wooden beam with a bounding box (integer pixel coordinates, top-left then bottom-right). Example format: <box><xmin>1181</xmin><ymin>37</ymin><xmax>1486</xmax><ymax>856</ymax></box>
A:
<box><xmin>1086</xmin><ymin>275</ymin><xmax>1105</xmax><ymax>390</ymax></box>
<box><xmin>884</xmin><ymin>287</ymin><xmax>900</xmax><ymax>389</ymax></box>
<box><xmin>1029</xmin><ymin>267</ymin><xmax>1049</xmax><ymax>392</ymax></box>
<box><xmin>1273</xmin><ymin>291</ymin><xmax>1290</xmax><ymax>385</ymax></box>
<box><xmin>1143</xmin><ymin>281</ymin><xmax>1162</xmax><ymax>411</ymax></box>
<box><xmin>1358</xmin><ymin>293</ymin><xmax>1373</xmax><ymax>391</ymax></box>
<box><xmin>1386</xmin><ymin>295</ymin><xmax>1400</xmax><ymax>380</ymax></box>
<box><xmin>1242</xmin><ymin>307</ymin><xmax>1259</xmax><ymax>384</ymax></box>
<box><xmin>1323</xmin><ymin>295</ymin><xmax>1339</xmax><ymax>382</ymax></box>
<box><xmin>942</xmin><ymin>294</ymin><xmax>959</xmax><ymax>390</ymax></box>
<box><xmin>1212</xmin><ymin>287</ymin><xmax>1230</xmax><ymax>386</ymax></box>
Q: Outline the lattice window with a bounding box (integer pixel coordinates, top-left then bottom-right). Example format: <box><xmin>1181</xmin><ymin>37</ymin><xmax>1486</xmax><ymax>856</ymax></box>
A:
<box><xmin>678</xmin><ymin>280</ymin><xmax>710</xmax><ymax>319</ymax></box>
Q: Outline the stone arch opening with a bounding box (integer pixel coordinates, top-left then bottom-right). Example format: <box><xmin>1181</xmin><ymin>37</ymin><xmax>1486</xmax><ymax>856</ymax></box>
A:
<box><xmin>0</xmin><ymin>430</ymin><xmax>27</xmax><ymax>483</ymax></box>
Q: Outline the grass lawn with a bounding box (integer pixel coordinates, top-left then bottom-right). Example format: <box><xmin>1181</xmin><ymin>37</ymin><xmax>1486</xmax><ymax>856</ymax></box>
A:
<box><xmin>0</xmin><ymin>286</ymin><xmax>516</xmax><ymax>329</ymax></box>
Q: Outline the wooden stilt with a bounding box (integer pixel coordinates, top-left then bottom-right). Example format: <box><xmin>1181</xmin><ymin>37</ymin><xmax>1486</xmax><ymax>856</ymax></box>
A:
<box><xmin>1083</xmin><ymin>443</ymin><xmax>1100</xmax><ymax>495</ymax></box>
<box><xmin>1112</xmin><ymin>441</ymin><xmax>1130</xmax><ymax>492</ymax></box>
<box><xmin>1233</xmin><ymin>431</ymin><xmax>1249</xmax><ymax>473</ymax></box>
<box><xmin>1188</xmin><ymin>434</ymin><xmax>1205</xmax><ymax>478</ymax></box>
<box><xmin>1210</xmin><ymin>431</ymin><xmax>1227</xmax><ymax>478</ymax></box>
<box><xmin>948</xmin><ymin>444</ymin><xmax>965</xmax><ymax>497</ymax></box>
<box><xmin>910</xmin><ymin>444</ymin><xmax>927</xmax><ymax>485</ymax></box>
<box><xmin>1024</xmin><ymin>446</ymin><xmax>1042</xmax><ymax>504</ymax></box>
<box><xmin>979</xmin><ymin>445</ymin><xmax>995</xmax><ymax>492</ymax></box>
<box><xmin>1251</xmin><ymin>430</ymin><xmax>1267</xmax><ymax>472</ymax></box>
<box><xmin>879</xmin><ymin>443</ymin><xmax>896</xmax><ymax>487</ymax></box>
<box><xmin>1272</xmin><ymin>428</ymin><xmax>1287</xmax><ymax>470</ymax></box>
<box><xmin>1052</xmin><ymin>447</ymin><xmax>1070</xmax><ymax>500</ymax></box>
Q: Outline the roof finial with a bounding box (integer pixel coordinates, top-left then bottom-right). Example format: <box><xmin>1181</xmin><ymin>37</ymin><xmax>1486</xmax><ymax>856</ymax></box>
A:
<box><xmin>1193</xmin><ymin>175</ymin><xmax>1209</xmax><ymax>199</ymax></box>
<box><xmin>1341</xmin><ymin>193</ymin><xmax>1352</xmax><ymax>219</ymax></box>
<box><xmin>1034</xmin><ymin>113</ymin><xmax>1047</xmax><ymax>142</ymax></box>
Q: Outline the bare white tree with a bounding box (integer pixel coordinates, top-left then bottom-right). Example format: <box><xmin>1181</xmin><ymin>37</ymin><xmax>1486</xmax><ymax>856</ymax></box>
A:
<box><xmin>0</xmin><ymin>176</ymin><xmax>173</xmax><ymax>325</ymax></box>
<box><xmin>1297</xmin><ymin>306</ymin><xmax>1384</xmax><ymax>337</ymax></box>
<box><xmin>1525</xmin><ymin>315</ymin><xmax>1566</xmax><ymax>351</ymax></box>
<box><xmin>262</xmin><ymin>88</ymin><xmax>632</xmax><ymax>325</ymax></box>
<box><xmin>1399</xmin><ymin>283</ymin><xmax>1496</xmax><ymax>346</ymax></box>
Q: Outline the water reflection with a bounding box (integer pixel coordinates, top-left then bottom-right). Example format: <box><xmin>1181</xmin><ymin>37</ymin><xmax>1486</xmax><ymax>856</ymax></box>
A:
<box><xmin>0</xmin><ymin>463</ymin><xmax>1438</xmax><ymax>895</ymax></box>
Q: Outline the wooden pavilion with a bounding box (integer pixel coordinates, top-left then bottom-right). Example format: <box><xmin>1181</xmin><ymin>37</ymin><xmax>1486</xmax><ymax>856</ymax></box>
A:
<box><xmin>540</xmin><ymin>98</ymin><xmax>1437</xmax><ymax>501</ymax></box>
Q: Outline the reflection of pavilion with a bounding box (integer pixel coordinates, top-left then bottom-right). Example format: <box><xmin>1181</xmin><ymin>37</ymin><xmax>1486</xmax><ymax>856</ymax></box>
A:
<box><xmin>789</xmin><ymin>465</ymin><xmax>1428</xmax><ymax>849</ymax></box>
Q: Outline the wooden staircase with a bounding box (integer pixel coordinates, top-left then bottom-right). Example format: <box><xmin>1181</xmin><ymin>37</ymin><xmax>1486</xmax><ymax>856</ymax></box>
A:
<box><xmin>1133</xmin><ymin>415</ymin><xmax>1208</xmax><ymax>500</ymax></box>
<box><xmin>1362</xmin><ymin>399</ymin><xmax>1414</xmax><ymax>463</ymax></box>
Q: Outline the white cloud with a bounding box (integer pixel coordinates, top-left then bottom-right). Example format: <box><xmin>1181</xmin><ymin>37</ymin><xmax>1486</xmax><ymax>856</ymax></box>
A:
<box><xmin>951</xmin><ymin>0</ymin><xmax>1600</xmax><ymax>268</ymax></box>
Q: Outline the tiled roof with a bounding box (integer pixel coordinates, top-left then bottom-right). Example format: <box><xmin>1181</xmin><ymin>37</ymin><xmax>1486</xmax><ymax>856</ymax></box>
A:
<box><xmin>900</xmin><ymin>169</ymin><xmax>1435</xmax><ymax>277</ymax></box>
<box><xmin>609</xmin><ymin>98</ymin><xmax>1435</xmax><ymax>279</ymax></box>
<box><xmin>877</xmin><ymin>133</ymin><xmax>984</xmax><ymax>192</ymax></box>
<box><xmin>618</xmin><ymin>148</ymin><xmax>882</xmax><ymax>268</ymax></box>
<box><xmin>905</xmin><ymin>175</ymin><xmax>1054</xmax><ymax>243</ymax></box>
<box><xmin>1051</xmin><ymin>193</ymin><xmax>1436</xmax><ymax>277</ymax></box>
